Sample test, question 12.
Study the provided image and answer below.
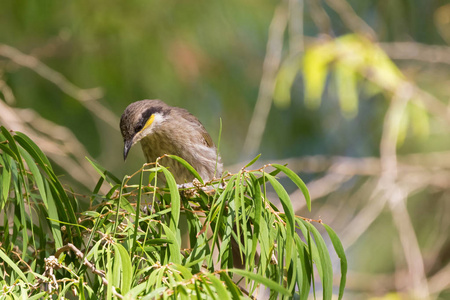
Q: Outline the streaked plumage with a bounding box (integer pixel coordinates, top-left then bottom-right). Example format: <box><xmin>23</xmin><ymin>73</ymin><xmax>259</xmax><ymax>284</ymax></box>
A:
<box><xmin>120</xmin><ymin>99</ymin><xmax>222</xmax><ymax>183</ymax></box>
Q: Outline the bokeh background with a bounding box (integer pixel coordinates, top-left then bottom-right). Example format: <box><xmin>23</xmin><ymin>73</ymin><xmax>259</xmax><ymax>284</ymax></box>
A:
<box><xmin>1</xmin><ymin>0</ymin><xmax>450</xmax><ymax>299</ymax></box>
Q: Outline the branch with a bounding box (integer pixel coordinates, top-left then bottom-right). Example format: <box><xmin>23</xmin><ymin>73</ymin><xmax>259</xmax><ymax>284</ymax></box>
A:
<box><xmin>324</xmin><ymin>0</ymin><xmax>376</xmax><ymax>40</ymax></box>
<box><xmin>380</xmin><ymin>41</ymin><xmax>450</xmax><ymax>65</ymax></box>
<box><xmin>55</xmin><ymin>243</ymin><xmax>123</xmax><ymax>299</ymax></box>
<box><xmin>0</xmin><ymin>43</ymin><xmax>119</xmax><ymax>130</ymax></box>
<box><xmin>243</xmin><ymin>4</ymin><xmax>288</xmax><ymax>157</ymax></box>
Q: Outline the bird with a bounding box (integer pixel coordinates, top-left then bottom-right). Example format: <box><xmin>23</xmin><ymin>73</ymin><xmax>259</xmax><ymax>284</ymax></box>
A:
<box><xmin>120</xmin><ymin>99</ymin><xmax>223</xmax><ymax>184</ymax></box>
<box><xmin>120</xmin><ymin>99</ymin><xmax>250</xmax><ymax>269</ymax></box>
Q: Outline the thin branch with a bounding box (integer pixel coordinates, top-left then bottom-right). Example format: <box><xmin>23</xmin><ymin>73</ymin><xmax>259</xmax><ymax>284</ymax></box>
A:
<box><xmin>55</xmin><ymin>243</ymin><xmax>123</xmax><ymax>299</ymax></box>
<box><xmin>380</xmin><ymin>41</ymin><xmax>450</xmax><ymax>65</ymax></box>
<box><xmin>243</xmin><ymin>4</ymin><xmax>288</xmax><ymax>157</ymax></box>
<box><xmin>428</xmin><ymin>261</ymin><xmax>450</xmax><ymax>294</ymax></box>
<box><xmin>324</xmin><ymin>0</ymin><xmax>376</xmax><ymax>40</ymax></box>
<box><xmin>288</xmin><ymin>0</ymin><xmax>305</xmax><ymax>54</ymax></box>
<box><xmin>0</xmin><ymin>102</ymin><xmax>104</xmax><ymax>191</ymax></box>
<box><xmin>306</xmin><ymin>0</ymin><xmax>333</xmax><ymax>36</ymax></box>
<box><xmin>0</xmin><ymin>43</ymin><xmax>119</xmax><ymax>130</ymax></box>
<box><xmin>379</xmin><ymin>83</ymin><xmax>430</xmax><ymax>299</ymax></box>
<box><xmin>0</xmin><ymin>71</ymin><xmax>15</xmax><ymax>104</ymax></box>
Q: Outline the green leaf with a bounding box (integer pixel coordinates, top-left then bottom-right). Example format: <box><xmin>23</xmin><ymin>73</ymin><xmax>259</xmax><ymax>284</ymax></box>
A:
<box><xmin>0</xmin><ymin>143</ymin><xmax>18</xmax><ymax>160</ymax></box>
<box><xmin>229</xmin><ymin>269</ymin><xmax>291</xmax><ymax>296</ymax></box>
<box><xmin>85</xmin><ymin>156</ymin><xmax>121</xmax><ymax>185</ymax></box>
<box><xmin>28</xmin><ymin>292</ymin><xmax>47</xmax><ymax>300</ymax></box>
<box><xmin>271</xmin><ymin>163</ymin><xmax>311</xmax><ymax>211</ymax></box>
<box><xmin>274</xmin><ymin>55</ymin><xmax>302</xmax><ymax>109</ymax></box>
<box><xmin>334</xmin><ymin>61</ymin><xmax>358</xmax><ymax>118</ymax></box>
<box><xmin>219</xmin><ymin>272</ymin><xmax>242</xmax><ymax>299</ymax></box>
<box><xmin>18</xmin><ymin>147</ymin><xmax>47</xmax><ymax>204</ymax></box>
<box><xmin>161</xmin><ymin>222</ymin><xmax>181</xmax><ymax>264</ymax></box>
<box><xmin>131</xmin><ymin>168</ymin><xmax>144</xmax><ymax>258</ymax></box>
<box><xmin>81</xmin><ymin>211</ymin><xmax>100</xmax><ymax>218</ymax></box>
<box><xmin>248</xmin><ymin>173</ymin><xmax>262</xmax><ymax>266</ymax></box>
<box><xmin>167</xmin><ymin>155</ymin><xmax>204</xmax><ymax>184</ymax></box>
<box><xmin>171</xmin><ymin>264</ymin><xmax>193</xmax><ymax>280</ymax></box>
<box><xmin>297</xmin><ymin>219</ymin><xmax>321</xmax><ymax>293</ymax></box>
<box><xmin>206</xmin><ymin>274</ymin><xmax>231</xmax><ymax>300</ymax></box>
<box><xmin>409</xmin><ymin>100</ymin><xmax>429</xmax><ymax>138</ymax></box>
<box><xmin>14</xmin><ymin>132</ymin><xmax>52</xmax><ymax>168</ymax></box>
<box><xmin>306</xmin><ymin>222</ymin><xmax>333</xmax><ymax>300</ymax></box>
<box><xmin>244</xmin><ymin>154</ymin><xmax>261</xmax><ymax>168</ymax></box>
<box><xmin>114</xmin><ymin>243</ymin><xmax>133</xmax><ymax>294</ymax></box>
<box><xmin>142</xmin><ymin>287</ymin><xmax>167</xmax><ymax>299</ymax></box>
<box><xmin>264</xmin><ymin>173</ymin><xmax>294</xmax><ymax>236</ymax></box>
<box><xmin>256</xmin><ymin>168</ymin><xmax>283</xmax><ymax>185</ymax></box>
<box><xmin>294</xmin><ymin>235</ymin><xmax>312</xmax><ymax>300</ymax></box>
<box><xmin>124</xmin><ymin>282</ymin><xmax>147</xmax><ymax>298</ymax></box>
<box><xmin>0</xmin><ymin>248</ymin><xmax>28</xmax><ymax>282</ymax></box>
<box><xmin>0</xmin><ymin>155</ymin><xmax>12</xmax><ymax>206</ymax></box>
<box><xmin>1</xmin><ymin>127</ymin><xmax>21</xmax><ymax>163</ymax></box>
<box><xmin>45</xmin><ymin>181</ymin><xmax>63</xmax><ymax>249</ymax></box>
<box><xmin>323</xmin><ymin>223</ymin><xmax>347</xmax><ymax>300</ymax></box>
<box><xmin>208</xmin><ymin>175</ymin><xmax>237</xmax><ymax>268</ymax></box>
<box><xmin>303</xmin><ymin>44</ymin><xmax>334</xmax><ymax>109</ymax></box>
<box><xmin>161</xmin><ymin>166</ymin><xmax>181</xmax><ymax>233</ymax></box>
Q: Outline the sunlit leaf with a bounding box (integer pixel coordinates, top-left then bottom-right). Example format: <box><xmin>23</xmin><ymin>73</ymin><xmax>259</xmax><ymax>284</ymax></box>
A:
<box><xmin>161</xmin><ymin>166</ymin><xmax>180</xmax><ymax>233</ymax></box>
<box><xmin>160</xmin><ymin>223</ymin><xmax>181</xmax><ymax>264</ymax></box>
<box><xmin>0</xmin><ymin>248</ymin><xmax>28</xmax><ymax>282</ymax></box>
<box><xmin>271</xmin><ymin>163</ymin><xmax>311</xmax><ymax>211</ymax></box>
<box><xmin>335</xmin><ymin>61</ymin><xmax>359</xmax><ymax>118</ymax></box>
<box><xmin>409</xmin><ymin>100</ymin><xmax>429</xmax><ymax>138</ymax></box>
<box><xmin>323</xmin><ymin>223</ymin><xmax>347</xmax><ymax>300</ymax></box>
<box><xmin>206</xmin><ymin>273</ymin><xmax>231</xmax><ymax>300</ymax></box>
<box><xmin>303</xmin><ymin>43</ymin><xmax>334</xmax><ymax>109</ymax></box>
<box><xmin>274</xmin><ymin>55</ymin><xmax>302</xmax><ymax>108</ymax></box>
<box><xmin>114</xmin><ymin>243</ymin><xmax>133</xmax><ymax>294</ymax></box>
<box><xmin>229</xmin><ymin>269</ymin><xmax>291</xmax><ymax>296</ymax></box>
<box><xmin>306</xmin><ymin>222</ymin><xmax>333</xmax><ymax>300</ymax></box>
<box><xmin>167</xmin><ymin>154</ymin><xmax>204</xmax><ymax>184</ymax></box>
<box><xmin>244</xmin><ymin>153</ymin><xmax>262</xmax><ymax>168</ymax></box>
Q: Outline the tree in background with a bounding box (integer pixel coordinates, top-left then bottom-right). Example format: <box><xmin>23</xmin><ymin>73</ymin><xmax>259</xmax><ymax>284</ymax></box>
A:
<box><xmin>1</xmin><ymin>0</ymin><xmax>450</xmax><ymax>299</ymax></box>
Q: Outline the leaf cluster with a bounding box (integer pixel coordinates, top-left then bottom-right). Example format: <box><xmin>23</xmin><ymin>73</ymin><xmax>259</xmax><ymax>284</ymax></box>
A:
<box><xmin>0</xmin><ymin>126</ymin><xmax>346</xmax><ymax>299</ymax></box>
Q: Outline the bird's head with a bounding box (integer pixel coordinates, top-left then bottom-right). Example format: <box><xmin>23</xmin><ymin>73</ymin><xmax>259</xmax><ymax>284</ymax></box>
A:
<box><xmin>120</xmin><ymin>99</ymin><xmax>170</xmax><ymax>160</ymax></box>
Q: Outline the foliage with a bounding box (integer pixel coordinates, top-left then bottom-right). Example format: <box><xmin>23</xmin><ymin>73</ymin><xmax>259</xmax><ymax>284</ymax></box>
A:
<box><xmin>0</xmin><ymin>126</ymin><xmax>346</xmax><ymax>299</ymax></box>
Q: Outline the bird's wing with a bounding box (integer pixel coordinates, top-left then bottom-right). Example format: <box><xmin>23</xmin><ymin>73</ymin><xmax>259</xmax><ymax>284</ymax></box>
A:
<box><xmin>178</xmin><ymin>108</ymin><xmax>215</xmax><ymax>148</ymax></box>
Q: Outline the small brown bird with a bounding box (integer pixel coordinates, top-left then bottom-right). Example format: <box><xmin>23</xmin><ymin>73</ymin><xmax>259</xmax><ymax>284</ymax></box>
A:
<box><xmin>121</xmin><ymin>99</ymin><xmax>250</xmax><ymax>268</ymax></box>
<box><xmin>120</xmin><ymin>99</ymin><xmax>223</xmax><ymax>183</ymax></box>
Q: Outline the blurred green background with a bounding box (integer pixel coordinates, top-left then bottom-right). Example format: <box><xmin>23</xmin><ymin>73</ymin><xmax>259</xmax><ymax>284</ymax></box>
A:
<box><xmin>2</xmin><ymin>0</ymin><xmax>450</xmax><ymax>299</ymax></box>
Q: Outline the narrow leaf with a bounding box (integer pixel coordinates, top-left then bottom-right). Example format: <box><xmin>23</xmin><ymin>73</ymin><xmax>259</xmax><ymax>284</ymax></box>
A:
<box><xmin>307</xmin><ymin>222</ymin><xmax>333</xmax><ymax>300</ymax></box>
<box><xmin>323</xmin><ymin>223</ymin><xmax>347</xmax><ymax>300</ymax></box>
<box><xmin>167</xmin><ymin>155</ymin><xmax>204</xmax><ymax>184</ymax></box>
<box><xmin>244</xmin><ymin>154</ymin><xmax>262</xmax><ymax>168</ymax></box>
<box><xmin>206</xmin><ymin>274</ymin><xmax>231</xmax><ymax>300</ymax></box>
<box><xmin>0</xmin><ymin>248</ymin><xmax>28</xmax><ymax>282</ymax></box>
<box><xmin>161</xmin><ymin>167</ymin><xmax>181</xmax><ymax>233</ymax></box>
<box><xmin>271</xmin><ymin>164</ymin><xmax>311</xmax><ymax>211</ymax></box>
<box><xmin>229</xmin><ymin>269</ymin><xmax>291</xmax><ymax>296</ymax></box>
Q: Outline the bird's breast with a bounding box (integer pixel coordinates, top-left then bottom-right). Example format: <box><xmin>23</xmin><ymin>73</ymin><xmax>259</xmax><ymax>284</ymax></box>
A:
<box><xmin>140</xmin><ymin>133</ymin><xmax>218</xmax><ymax>184</ymax></box>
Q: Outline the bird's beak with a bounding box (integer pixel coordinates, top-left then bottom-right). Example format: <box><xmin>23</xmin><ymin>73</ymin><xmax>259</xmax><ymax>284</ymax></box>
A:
<box><xmin>123</xmin><ymin>139</ymin><xmax>133</xmax><ymax>161</ymax></box>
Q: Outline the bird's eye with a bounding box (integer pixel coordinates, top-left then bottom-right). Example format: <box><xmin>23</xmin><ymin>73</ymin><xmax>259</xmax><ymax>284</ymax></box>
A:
<box><xmin>135</xmin><ymin>124</ymin><xmax>143</xmax><ymax>133</ymax></box>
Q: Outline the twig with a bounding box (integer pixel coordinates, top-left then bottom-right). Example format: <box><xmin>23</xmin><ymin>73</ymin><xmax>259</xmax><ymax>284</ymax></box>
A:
<box><xmin>288</xmin><ymin>0</ymin><xmax>305</xmax><ymax>54</ymax></box>
<box><xmin>428</xmin><ymin>261</ymin><xmax>450</xmax><ymax>294</ymax></box>
<box><xmin>306</xmin><ymin>0</ymin><xmax>333</xmax><ymax>36</ymax></box>
<box><xmin>379</xmin><ymin>83</ymin><xmax>430</xmax><ymax>299</ymax></box>
<box><xmin>0</xmin><ymin>103</ymin><xmax>103</xmax><ymax>190</ymax></box>
<box><xmin>380</xmin><ymin>41</ymin><xmax>450</xmax><ymax>65</ymax></box>
<box><xmin>324</xmin><ymin>0</ymin><xmax>376</xmax><ymax>40</ymax></box>
<box><xmin>0</xmin><ymin>43</ymin><xmax>118</xmax><ymax>130</ymax></box>
<box><xmin>55</xmin><ymin>243</ymin><xmax>123</xmax><ymax>299</ymax></box>
<box><xmin>243</xmin><ymin>4</ymin><xmax>288</xmax><ymax>157</ymax></box>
